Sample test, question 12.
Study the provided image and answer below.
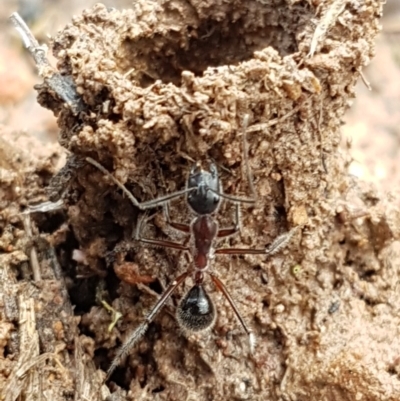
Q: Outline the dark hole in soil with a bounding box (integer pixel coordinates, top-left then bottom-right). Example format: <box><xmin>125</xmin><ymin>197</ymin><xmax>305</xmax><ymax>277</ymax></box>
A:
<box><xmin>262</xmin><ymin>299</ymin><xmax>270</xmax><ymax>308</ymax></box>
<box><xmin>333</xmin><ymin>278</ymin><xmax>343</xmax><ymax>289</ymax></box>
<box><xmin>68</xmin><ymin>276</ymin><xmax>99</xmax><ymax>312</ymax></box>
<box><xmin>274</xmin><ymin>205</ymin><xmax>287</xmax><ymax>222</ymax></box>
<box><xmin>94</xmin><ymin>347</ymin><xmax>112</xmax><ymax>373</ymax></box>
<box><xmin>361</xmin><ymin>295</ymin><xmax>379</xmax><ymax>307</ymax></box>
<box><xmin>152</xmin><ymin>385</ymin><xmax>165</xmax><ymax>393</ymax></box>
<box><xmin>104</xmin><ymin>267</ymin><xmax>122</xmax><ymax>300</ymax></box>
<box><xmin>273</xmin><ymin>326</ymin><xmax>285</xmax><ymax>348</ymax></box>
<box><xmin>108</xmin><ymin>365</ymin><xmax>130</xmax><ymax>389</ymax></box>
<box><xmin>91</xmin><ymin>87</ymin><xmax>120</xmax><ymax>123</ymax></box>
<box><xmin>359</xmin><ymin>269</ymin><xmax>377</xmax><ymax>281</ymax></box>
<box><xmin>33</xmin><ymin>210</ymin><xmax>65</xmax><ymax>234</ymax></box>
<box><xmin>149</xmin><ymin>279</ymin><xmax>163</xmax><ymax>295</ymax></box>
<box><xmin>119</xmin><ymin>3</ymin><xmax>307</xmax><ymax>87</ymax></box>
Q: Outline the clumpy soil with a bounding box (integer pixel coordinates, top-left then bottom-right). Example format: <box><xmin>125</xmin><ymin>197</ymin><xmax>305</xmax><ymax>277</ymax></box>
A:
<box><xmin>2</xmin><ymin>1</ymin><xmax>400</xmax><ymax>400</ymax></box>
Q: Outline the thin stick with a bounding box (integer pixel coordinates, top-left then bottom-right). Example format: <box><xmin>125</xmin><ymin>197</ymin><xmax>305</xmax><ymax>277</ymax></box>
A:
<box><xmin>358</xmin><ymin>69</ymin><xmax>372</xmax><ymax>91</ymax></box>
<box><xmin>246</xmin><ymin>95</ymin><xmax>313</xmax><ymax>133</ymax></box>
<box><xmin>9</xmin><ymin>12</ymin><xmax>83</xmax><ymax>114</ymax></box>
<box><xmin>207</xmin><ymin>115</ymin><xmax>257</xmax><ymax>205</ymax></box>
<box><xmin>24</xmin><ymin>199</ymin><xmax>64</xmax><ymax>214</ymax></box>
<box><xmin>9</xmin><ymin>12</ymin><xmax>47</xmax><ymax>66</ymax></box>
<box><xmin>22</xmin><ymin>214</ymin><xmax>41</xmax><ymax>282</ymax></box>
<box><xmin>242</xmin><ymin>114</ymin><xmax>257</xmax><ymax>202</ymax></box>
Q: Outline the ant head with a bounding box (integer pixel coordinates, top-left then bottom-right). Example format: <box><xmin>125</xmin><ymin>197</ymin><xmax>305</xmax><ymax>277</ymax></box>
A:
<box><xmin>176</xmin><ymin>284</ymin><xmax>216</xmax><ymax>332</ymax></box>
<box><xmin>187</xmin><ymin>161</ymin><xmax>220</xmax><ymax>215</ymax></box>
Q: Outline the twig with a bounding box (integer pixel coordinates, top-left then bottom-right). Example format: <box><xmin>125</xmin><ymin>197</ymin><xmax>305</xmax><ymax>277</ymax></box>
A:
<box><xmin>246</xmin><ymin>95</ymin><xmax>313</xmax><ymax>134</ymax></box>
<box><xmin>358</xmin><ymin>69</ymin><xmax>372</xmax><ymax>91</ymax></box>
<box><xmin>308</xmin><ymin>0</ymin><xmax>347</xmax><ymax>57</ymax></box>
<box><xmin>9</xmin><ymin>12</ymin><xmax>84</xmax><ymax>114</ymax></box>
<box><xmin>4</xmin><ymin>297</ymin><xmax>40</xmax><ymax>401</ymax></box>
<box><xmin>24</xmin><ymin>199</ymin><xmax>64</xmax><ymax>214</ymax></box>
<box><xmin>22</xmin><ymin>214</ymin><xmax>41</xmax><ymax>282</ymax></box>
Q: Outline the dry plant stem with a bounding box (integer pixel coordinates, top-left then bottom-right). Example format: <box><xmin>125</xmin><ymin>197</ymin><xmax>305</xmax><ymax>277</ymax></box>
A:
<box><xmin>25</xmin><ymin>199</ymin><xmax>64</xmax><ymax>214</ymax></box>
<box><xmin>246</xmin><ymin>96</ymin><xmax>313</xmax><ymax>134</ymax></box>
<box><xmin>22</xmin><ymin>214</ymin><xmax>41</xmax><ymax>282</ymax></box>
<box><xmin>242</xmin><ymin>115</ymin><xmax>257</xmax><ymax>202</ymax></box>
<box><xmin>9</xmin><ymin>12</ymin><xmax>84</xmax><ymax>114</ymax></box>
<box><xmin>358</xmin><ymin>69</ymin><xmax>372</xmax><ymax>91</ymax></box>
<box><xmin>4</xmin><ymin>297</ymin><xmax>40</xmax><ymax>401</ymax></box>
<box><xmin>308</xmin><ymin>0</ymin><xmax>347</xmax><ymax>57</ymax></box>
<box><xmin>0</xmin><ymin>136</ymin><xmax>104</xmax><ymax>397</ymax></box>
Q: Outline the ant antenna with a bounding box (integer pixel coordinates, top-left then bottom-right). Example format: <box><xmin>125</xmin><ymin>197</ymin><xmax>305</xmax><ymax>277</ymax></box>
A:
<box><xmin>86</xmin><ymin>157</ymin><xmax>195</xmax><ymax>210</ymax></box>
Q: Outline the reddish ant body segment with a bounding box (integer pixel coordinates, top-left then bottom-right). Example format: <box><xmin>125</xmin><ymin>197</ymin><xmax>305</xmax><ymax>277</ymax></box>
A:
<box><xmin>86</xmin><ymin>117</ymin><xmax>297</xmax><ymax>380</ymax></box>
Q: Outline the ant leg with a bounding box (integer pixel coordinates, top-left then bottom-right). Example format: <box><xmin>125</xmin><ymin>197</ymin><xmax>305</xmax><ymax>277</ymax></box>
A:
<box><xmin>217</xmin><ymin>203</ymin><xmax>241</xmax><ymax>238</ymax></box>
<box><xmin>106</xmin><ymin>271</ymin><xmax>190</xmax><ymax>380</ymax></box>
<box><xmin>164</xmin><ymin>203</ymin><xmax>190</xmax><ymax>234</ymax></box>
<box><xmin>209</xmin><ymin>273</ymin><xmax>255</xmax><ymax>354</ymax></box>
<box><xmin>86</xmin><ymin>157</ymin><xmax>194</xmax><ymax>210</ymax></box>
<box><xmin>134</xmin><ymin>212</ymin><xmax>190</xmax><ymax>252</ymax></box>
<box><xmin>215</xmin><ymin>227</ymin><xmax>299</xmax><ymax>256</ymax></box>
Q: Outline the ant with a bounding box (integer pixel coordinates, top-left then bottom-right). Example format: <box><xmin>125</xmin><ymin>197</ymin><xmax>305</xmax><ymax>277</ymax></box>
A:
<box><xmin>85</xmin><ymin>116</ymin><xmax>298</xmax><ymax>379</ymax></box>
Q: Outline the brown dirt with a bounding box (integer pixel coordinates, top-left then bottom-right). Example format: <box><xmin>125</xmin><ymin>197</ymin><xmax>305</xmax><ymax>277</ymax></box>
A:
<box><xmin>2</xmin><ymin>1</ymin><xmax>400</xmax><ymax>400</ymax></box>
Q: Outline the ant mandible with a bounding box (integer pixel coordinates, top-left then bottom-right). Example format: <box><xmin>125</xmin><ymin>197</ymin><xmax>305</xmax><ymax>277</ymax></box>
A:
<box><xmin>85</xmin><ymin>116</ymin><xmax>298</xmax><ymax>379</ymax></box>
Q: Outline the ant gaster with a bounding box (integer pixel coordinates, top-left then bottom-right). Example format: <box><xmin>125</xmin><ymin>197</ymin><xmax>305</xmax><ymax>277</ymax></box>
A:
<box><xmin>86</xmin><ymin>116</ymin><xmax>298</xmax><ymax>379</ymax></box>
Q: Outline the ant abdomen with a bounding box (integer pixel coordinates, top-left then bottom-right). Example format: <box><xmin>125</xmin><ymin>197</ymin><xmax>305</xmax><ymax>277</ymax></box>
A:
<box><xmin>177</xmin><ymin>285</ymin><xmax>217</xmax><ymax>332</ymax></box>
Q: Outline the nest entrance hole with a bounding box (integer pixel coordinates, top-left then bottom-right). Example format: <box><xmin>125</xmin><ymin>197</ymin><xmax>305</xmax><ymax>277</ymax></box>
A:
<box><xmin>119</xmin><ymin>6</ymin><xmax>302</xmax><ymax>87</ymax></box>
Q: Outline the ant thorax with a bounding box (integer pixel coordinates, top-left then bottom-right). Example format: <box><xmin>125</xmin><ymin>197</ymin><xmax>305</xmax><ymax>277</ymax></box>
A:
<box><xmin>189</xmin><ymin>215</ymin><xmax>218</xmax><ymax>270</ymax></box>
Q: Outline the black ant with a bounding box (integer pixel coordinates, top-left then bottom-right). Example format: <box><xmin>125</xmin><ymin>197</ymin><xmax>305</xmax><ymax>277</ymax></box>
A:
<box><xmin>85</xmin><ymin>116</ymin><xmax>298</xmax><ymax>379</ymax></box>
